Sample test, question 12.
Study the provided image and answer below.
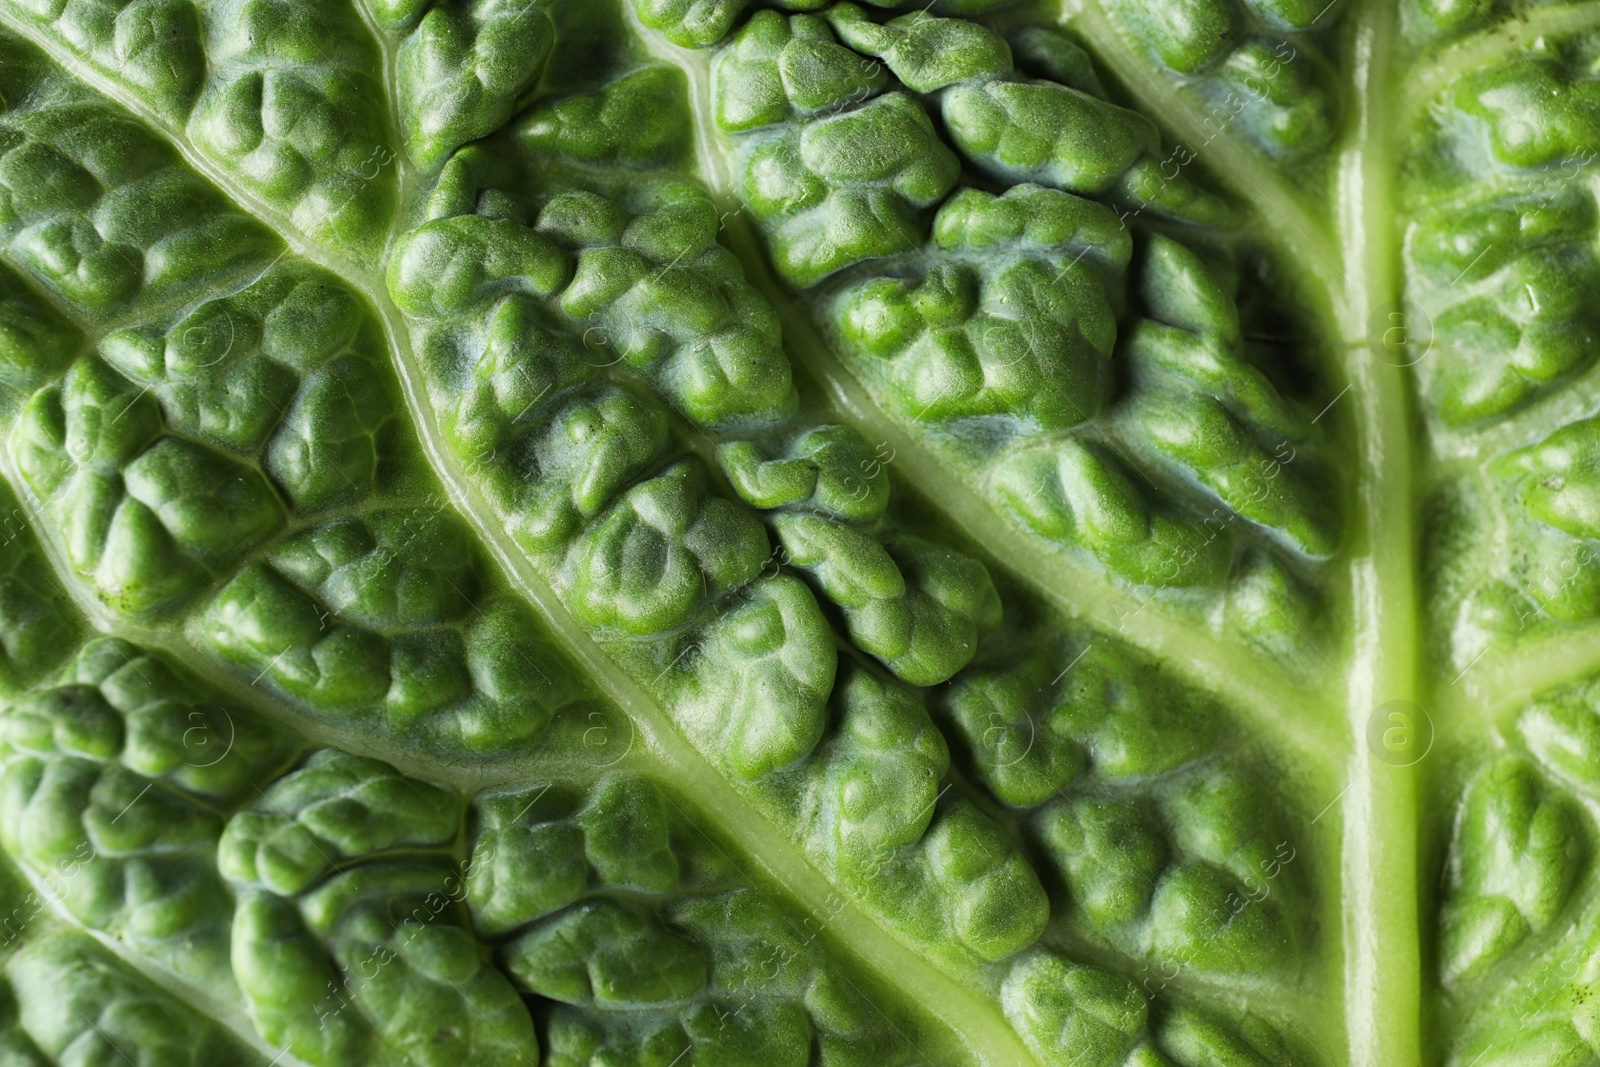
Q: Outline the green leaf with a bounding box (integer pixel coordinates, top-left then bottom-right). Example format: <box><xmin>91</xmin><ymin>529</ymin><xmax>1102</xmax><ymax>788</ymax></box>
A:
<box><xmin>0</xmin><ymin>0</ymin><xmax>1596</xmax><ymax>1063</ymax></box>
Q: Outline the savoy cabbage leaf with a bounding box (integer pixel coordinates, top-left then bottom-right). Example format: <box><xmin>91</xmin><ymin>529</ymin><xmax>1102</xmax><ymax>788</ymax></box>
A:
<box><xmin>0</xmin><ymin>0</ymin><xmax>1591</xmax><ymax>1064</ymax></box>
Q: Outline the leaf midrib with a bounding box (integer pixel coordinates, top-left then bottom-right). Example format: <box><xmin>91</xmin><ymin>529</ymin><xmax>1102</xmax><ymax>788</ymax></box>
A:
<box><xmin>23</xmin><ymin>4</ymin><xmax>1563</xmax><ymax>1063</ymax></box>
<box><xmin>0</xmin><ymin>12</ymin><xmax>1050</xmax><ymax>1066</ymax></box>
<box><xmin>1050</xmin><ymin>1</ymin><xmax>1428</xmax><ymax>1063</ymax></box>
<box><xmin>1340</xmin><ymin>4</ymin><xmax>1422</xmax><ymax>1065</ymax></box>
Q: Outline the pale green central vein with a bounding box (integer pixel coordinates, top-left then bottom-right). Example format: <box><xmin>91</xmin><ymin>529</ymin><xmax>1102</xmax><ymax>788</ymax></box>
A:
<box><xmin>1046</xmin><ymin>0</ymin><xmax>1429</xmax><ymax>1060</ymax></box>
<box><xmin>1337</xmin><ymin>3</ymin><xmax>1423</xmax><ymax>1066</ymax></box>
<box><xmin>11</xmin><ymin>3</ymin><xmax>1530</xmax><ymax>1062</ymax></box>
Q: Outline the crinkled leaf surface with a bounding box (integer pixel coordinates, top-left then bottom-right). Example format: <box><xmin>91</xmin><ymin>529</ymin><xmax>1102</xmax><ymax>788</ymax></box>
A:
<box><xmin>0</xmin><ymin>0</ymin><xmax>1591</xmax><ymax>1064</ymax></box>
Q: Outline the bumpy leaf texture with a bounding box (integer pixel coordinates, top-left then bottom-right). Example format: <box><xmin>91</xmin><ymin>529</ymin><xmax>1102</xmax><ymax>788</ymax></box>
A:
<box><xmin>0</xmin><ymin>0</ymin><xmax>1590</xmax><ymax>1063</ymax></box>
